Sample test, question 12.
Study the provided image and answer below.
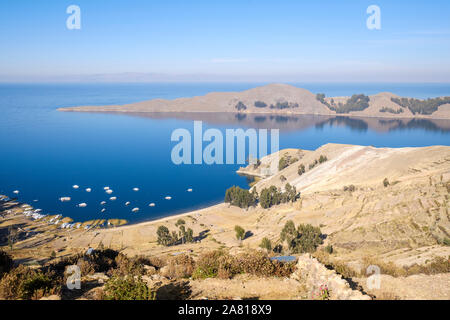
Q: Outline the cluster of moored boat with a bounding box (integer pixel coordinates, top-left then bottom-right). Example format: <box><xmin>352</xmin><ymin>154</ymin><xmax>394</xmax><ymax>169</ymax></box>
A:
<box><xmin>3</xmin><ymin>185</ymin><xmax>194</xmax><ymax>229</ymax></box>
<box><xmin>56</xmin><ymin>185</ymin><xmax>194</xmax><ymax>214</ymax></box>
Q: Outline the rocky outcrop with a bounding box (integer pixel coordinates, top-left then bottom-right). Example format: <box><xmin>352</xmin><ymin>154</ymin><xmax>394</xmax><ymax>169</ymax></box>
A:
<box><xmin>291</xmin><ymin>254</ymin><xmax>371</xmax><ymax>300</ymax></box>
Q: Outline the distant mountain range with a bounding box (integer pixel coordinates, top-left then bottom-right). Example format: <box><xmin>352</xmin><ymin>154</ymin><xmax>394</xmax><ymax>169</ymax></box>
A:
<box><xmin>59</xmin><ymin>83</ymin><xmax>450</xmax><ymax>119</ymax></box>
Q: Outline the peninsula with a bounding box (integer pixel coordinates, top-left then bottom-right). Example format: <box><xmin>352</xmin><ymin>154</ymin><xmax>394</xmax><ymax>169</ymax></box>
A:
<box><xmin>2</xmin><ymin>143</ymin><xmax>449</xmax><ymax>300</ymax></box>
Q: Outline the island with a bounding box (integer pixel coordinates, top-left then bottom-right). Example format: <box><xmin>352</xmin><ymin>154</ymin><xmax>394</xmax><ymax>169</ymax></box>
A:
<box><xmin>58</xmin><ymin>83</ymin><xmax>450</xmax><ymax>120</ymax></box>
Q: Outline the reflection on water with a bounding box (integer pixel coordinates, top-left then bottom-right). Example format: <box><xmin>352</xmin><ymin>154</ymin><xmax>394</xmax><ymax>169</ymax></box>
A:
<box><xmin>109</xmin><ymin>112</ymin><xmax>450</xmax><ymax>133</ymax></box>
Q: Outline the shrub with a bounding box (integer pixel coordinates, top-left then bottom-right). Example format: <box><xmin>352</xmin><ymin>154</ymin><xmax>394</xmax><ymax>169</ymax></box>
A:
<box><xmin>103</xmin><ymin>276</ymin><xmax>155</xmax><ymax>300</ymax></box>
<box><xmin>112</xmin><ymin>253</ymin><xmax>146</xmax><ymax>277</ymax></box>
<box><xmin>192</xmin><ymin>250</ymin><xmax>227</xmax><ymax>279</ymax></box>
<box><xmin>324</xmin><ymin>245</ymin><xmax>334</xmax><ymax>254</ymax></box>
<box><xmin>0</xmin><ymin>250</ymin><xmax>13</xmax><ymax>278</ymax></box>
<box><xmin>406</xmin><ymin>256</ymin><xmax>450</xmax><ymax>275</ymax></box>
<box><xmin>76</xmin><ymin>248</ymin><xmax>118</xmax><ymax>275</ymax></box>
<box><xmin>216</xmin><ymin>254</ymin><xmax>241</xmax><ymax>279</ymax></box>
<box><xmin>0</xmin><ymin>265</ymin><xmax>61</xmax><ymax>300</ymax></box>
<box><xmin>164</xmin><ymin>255</ymin><xmax>195</xmax><ymax>279</ymax></box>
<box><xmin>236</xmin><ymin>251</ymin><xmax>296</xmax><ymax>277</ymax></box>
<box><xmin>175</xmin><ymin>219</ymin><xmax>185</xmax><ymax>227</ymax></box>
<box><xmin>259</xmin><ymin>237</ymin><xmax>272</xmax><ymax>251</ymax></box>
<box><xmin>343</xmin><ymin>185</ymin><xmax>356</xmax><ymax>192</ymax></box>
<box><xmin>383</xmin><ymin>178</ymin><xmax>390</xmax><ymax>187</ymax></box>
<box><xmin>192</xmin><ymin>250</ymin><xmax>297</xmax><ymax>280</ymax></box>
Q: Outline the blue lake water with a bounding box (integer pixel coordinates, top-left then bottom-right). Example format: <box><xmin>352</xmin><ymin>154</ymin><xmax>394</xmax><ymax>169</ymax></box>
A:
<box><xmin>1</xmin><ymin>83</ymin><xmax>449</xmax><ymax>224</ymax></box>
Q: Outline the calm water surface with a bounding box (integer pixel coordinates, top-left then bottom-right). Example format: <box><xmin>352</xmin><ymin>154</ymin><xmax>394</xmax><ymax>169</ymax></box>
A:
<box><xmin>0</xmin><ymin>83</ymin><xmax>449</xmax><ymax>224</ymax></box>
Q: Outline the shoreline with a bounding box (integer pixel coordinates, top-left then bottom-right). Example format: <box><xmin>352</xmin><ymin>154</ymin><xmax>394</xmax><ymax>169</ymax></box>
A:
<box><xmin>114</xmin><ymin>202</ymin><xmax>226</xmax><ymax>231</ymax></box>
<box><xmin>0</xmin><ymin>194</ymin><xmax>228</xmax><ymax>231</ymax></box>
<box><xmin>57</xmin><ymin>109</ymin><xmax>450</xmax><ymax>121</ymax></box>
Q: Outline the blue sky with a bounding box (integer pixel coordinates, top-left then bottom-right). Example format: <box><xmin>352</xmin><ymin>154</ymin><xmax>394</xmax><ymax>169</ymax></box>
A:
<box><xmin>1</xmin><ymin>0</ymin><xmax>449</xmax><ymax>82</ymax></box>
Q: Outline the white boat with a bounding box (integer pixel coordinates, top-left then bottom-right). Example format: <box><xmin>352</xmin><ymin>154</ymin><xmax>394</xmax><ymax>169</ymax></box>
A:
<box><xmin>125</xmin><ymin>201</ymin><xmax>130</xmax><ymax>206</ymax></box>
<box><xmin>60</xmin><ymin>197</ymin><xmax>71</xmax><ymax>202</ymax></box>
<box><xmin>101</xmin><ymin>208</ymin><xmax>106</xmax><ymax>213</ymax></box>
<box><xmin>133</xmin><ymin>187</ymin><xmax>139</xmax><ymax>192</ymax></box>
<box><xmin>165</xmin><ymin>196</ymin><xmax>172</xmax><ymax>200</ymax></box>
<box><xmin>13</xmin><ymin>190</ymin><xmax>19</xmax><ymax>194</ymax></box>
<box><xmin>78</xmin><ymin>203</ymin><xmax>87</xmax><ymax>208</ymax></box>
<box><xmin>100</xmin><ymin>201</ymin><xmax>106</xmax><ymax>205</ymax></box>
<box><xmin>106</xmin><ymin>189</ymin><xmax>113</xmax><ymax>194</ymax></box>
<box><xmin>132</xmin><ymin>207</ymin><xmax>139</xmax><ymax>212</ymax></box>
<box><xmin>187</xmin><ymin>188</ymin><xmax>193</xmax><ymax>192</ymax></box>
<box><xmin>104</xmin><ymin>186</ymin><xmax>110</xmax><ymax>190</ymax></box>
<box><xmin>73</xmin><ymin>185</ymin><xmax>79</xmax><ymax>189</ymax></box>
<box><xmin>149</xmin><ymin>203</ymin><xmax>156</xmax><ymax>207</ymax></box>
<box><xmin>109</xmin><ymin>197</ymin><xmax>117</xmax><ymax>201</ymax></box>
<box><xmin>86</xmin><ymin>188</ymin><xmax>92</xmax><ymax>192</ymax></box>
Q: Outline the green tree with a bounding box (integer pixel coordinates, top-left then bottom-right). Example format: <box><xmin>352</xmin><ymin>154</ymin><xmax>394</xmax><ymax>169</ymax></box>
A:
<box><xmin>156</xmin><ymin>226</ymin><xmax>172</xmax><ymax>246</ymax></box>
<box><xmin>235</xmin><ymin>101</ymin><xmax>247</xmax><ymax>111</ymax></box>
<box><xmin>259</xmin><ymin>186</ymin><xmax>282</xmax><ymax>209</ymax></box>
<box><xmin>234</xmin><ymin>225</ymin><xmax>246</xmax><ymax>241</ymax></box>
<box><xmin>280</xmin><ymin>221</ymin><xmax>323</xmax><ymax>254</ymax></box>
<box><xmin>298</xmin><ymin>164</ymin><xmax>305</xmax><ymax>176</ymax></box>
<box><xmin>185</xmin><ymin>228</ymin><xmax>194</xmax><ymax>243</ymax></box>
<box><xmin>283</xmin><ymin>183</ymin><xmax>300</xmax><ymax>203</ymax></box>
<box><xmin>316</xmin><ymin>93</ymin><xmax>326</xmax><ymax>102</ymax></box>
<box><xmin>280</xmin><ymin>220</ymin><xmax>297</xmax><ymax>251</ymax></box>
<box><xmin>178</xmin><ymin>225</ymin><xmax>186</xmax><ymax>244</ymax></box>
<box><xmin>254</xmin><ymin>101</ymin><xmax>267</xmax><ymax>108</ymax></box>
<box><xmin>319</xmin><ymin>155</ymin><xmax>328</xmax><ymax>163</ymax></box>
<box><xmin>294</xmin><ymin>224</ymin><xmax>323</xmax><ymax>253</ymax></box>
<box><xmin>224</xmin><ymin>186</ymin><xmax>256</xmax><ymax>209</ymax></box>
